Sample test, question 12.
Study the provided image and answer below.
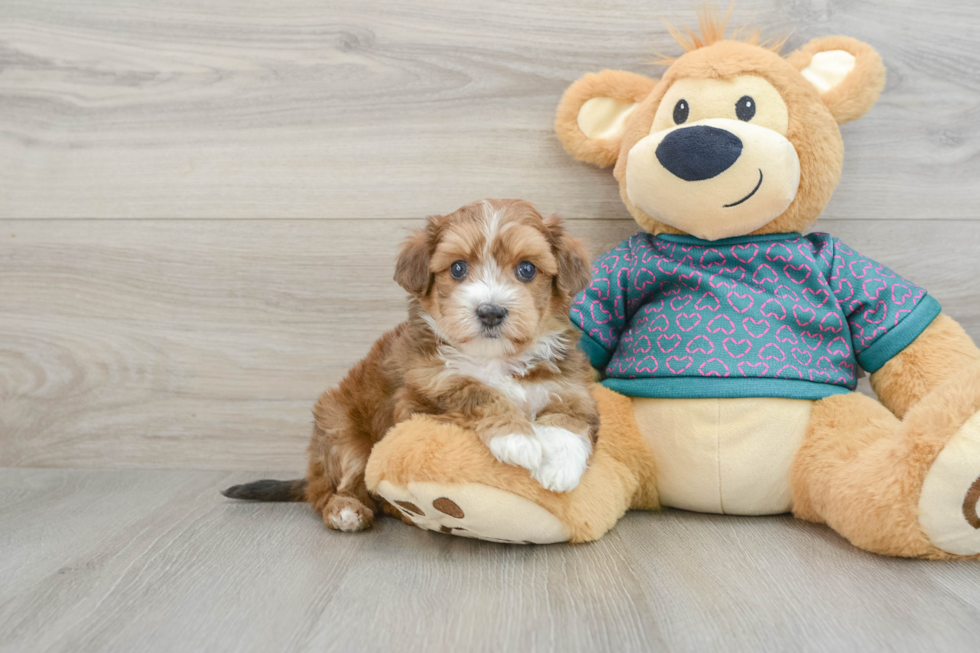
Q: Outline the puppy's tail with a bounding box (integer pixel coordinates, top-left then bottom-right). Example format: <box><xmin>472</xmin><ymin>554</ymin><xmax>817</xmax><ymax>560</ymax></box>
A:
<box><xmin>221</xmin><ymin>478</ymin><xmax>308</xmax><ymax>502</ymax></box>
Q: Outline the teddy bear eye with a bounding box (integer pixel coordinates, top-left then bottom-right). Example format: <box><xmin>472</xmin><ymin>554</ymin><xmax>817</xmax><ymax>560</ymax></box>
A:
<box><xmin>673</xmin><ymin>99</ymin><xmax>690</xmax><ymax>125</ymax></box>
<box><xmin>450</xmin><ymin>260</ymin><xmax>467</xmax><ymax>280</ymax></box>
<box><xmin>736</xmin><ymin>95</ymin><xmax>756</xmax><ymax>121</ymax></box>
<box><xmin>516</xmin><ymin>261</ymin><xmax>536</xmax><ymax>282</ymax></box>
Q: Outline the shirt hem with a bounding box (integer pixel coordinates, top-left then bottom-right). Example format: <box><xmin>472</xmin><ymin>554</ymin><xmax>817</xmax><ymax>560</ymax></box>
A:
<box><xmin>601</xmin><ymin>377</ymin><xmax>853</xmax><ymax>400</ymax></box>
<box><xmin>576</xmin><ymin>329</ymin><xmax>613</xmax><ymax>370</ymax></box>
<box><xmin>856</xmin><ymin>294</ymin><xmax>942</xmax><ymax>373</ymax></box>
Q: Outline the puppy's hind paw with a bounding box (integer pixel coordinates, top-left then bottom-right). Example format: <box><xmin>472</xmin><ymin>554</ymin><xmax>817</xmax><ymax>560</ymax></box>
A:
<box><xmin>531</xmin><ymin>426</ymin><xmax>590</xmax><ymax>493</ymax></box>
<box><xmin>323</xmin><ymin>496</ymin><xmax>373</xmax><ymax>532</ymax></box>
<box><xmin>488</xmin><ymin>433</ymin><xmax>543</xmax><ymax>472</ymax></box>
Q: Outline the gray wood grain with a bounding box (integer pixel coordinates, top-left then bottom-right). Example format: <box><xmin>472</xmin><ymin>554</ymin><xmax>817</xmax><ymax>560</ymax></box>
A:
<box><xmin>1</xmin><ymin>468</ymin><xmax>978</xmax><ymax>653</ymax></box>
<box><xmin>0</xmin><ymin>0</ymin><xmax>978</xmax><ymax>220</ymax></box>
<box><xmin>1</xmin><ymin>0</ymin><xmax>978</xmax><ymax>469</ymax></box>
<box><xmin>2</xmin><ymin>218</ymin><xmax>977</xmax><ymax>469</ymax></box>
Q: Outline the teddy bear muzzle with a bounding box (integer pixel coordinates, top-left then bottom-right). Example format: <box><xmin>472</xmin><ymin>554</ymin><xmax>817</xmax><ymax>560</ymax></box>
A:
<box><xmin>625</xmin><ymin>118</ymin><xmax>801</xmax><ymax>241</ymax></box>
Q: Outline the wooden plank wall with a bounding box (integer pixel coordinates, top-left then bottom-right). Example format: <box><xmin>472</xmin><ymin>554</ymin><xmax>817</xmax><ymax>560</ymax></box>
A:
<box><xmin>2</xmin><ymin>0</ymin><xmax>978</xmax><ymax>469</ymax></box>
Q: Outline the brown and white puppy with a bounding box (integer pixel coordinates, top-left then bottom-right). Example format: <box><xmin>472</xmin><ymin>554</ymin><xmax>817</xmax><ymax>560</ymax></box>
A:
<box><xmin>223</xmin><ymin>199</ymin><xmax>599</xmax><ymax>532</ymax></box>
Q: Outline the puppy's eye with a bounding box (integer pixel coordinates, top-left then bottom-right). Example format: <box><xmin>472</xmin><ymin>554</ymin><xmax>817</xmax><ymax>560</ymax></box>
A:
<box><xmin>449</xmin><ymin>260</ymin><xmax>467</xmax><ymax>280</ymax></box>
<box><xmin>735</xmin><ymin>95</ymin><xmax>756</xmax><ymax>122</ymax></box>
<box><xmin>673</xmin><ymin>99</ymin><xmax>689</xmax><ymax>125</ymax></box>
<box><xmin>516</xmin><ymin>261</ymin><xmax>536</xmax><ymax>282</ymax></box>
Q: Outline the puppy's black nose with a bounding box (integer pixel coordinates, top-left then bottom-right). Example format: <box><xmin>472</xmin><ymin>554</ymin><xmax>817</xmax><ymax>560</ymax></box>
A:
<box><xmin>476</xmin><ymin>304</ymin><xmax>508</xmax><ymax>328</ymax></box>
<box><xmin>655</xmin><ymin>125</ymin><xmax>743</xmax><ymax>181</ymax></box>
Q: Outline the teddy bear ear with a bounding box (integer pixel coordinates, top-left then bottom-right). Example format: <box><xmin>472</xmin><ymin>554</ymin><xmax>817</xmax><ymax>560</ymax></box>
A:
<box><xmin>555</xmin><ymin>70</ymin><xmax>658</xmax><ymax>168</ymax></box>
<box><xmin>787</xmin><ymin>36</ymin><xmax>886</xmax><ymax>125</ymax></box>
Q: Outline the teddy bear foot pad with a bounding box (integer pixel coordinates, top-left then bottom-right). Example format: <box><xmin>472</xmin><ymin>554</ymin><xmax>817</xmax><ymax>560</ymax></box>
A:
<box><xmin>919</xmin><ymin>410</ymin><xmax>980</xmax><ymax>556</ymax></box>
<box><xmin>377</xmin><ymin>480</ymin><xmax>570</xmax><ymax>544</ymax></box>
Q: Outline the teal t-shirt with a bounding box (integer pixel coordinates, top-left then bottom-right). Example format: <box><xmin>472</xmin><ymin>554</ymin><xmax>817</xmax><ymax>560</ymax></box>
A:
<box><xmin>571</xmin><ymin>232</ymin><xmax>941</xmax><ymax>400</ymax></box>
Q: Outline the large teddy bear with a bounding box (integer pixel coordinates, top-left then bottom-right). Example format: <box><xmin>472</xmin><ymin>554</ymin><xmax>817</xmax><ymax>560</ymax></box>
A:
<box><xmin>366</xmin><ymin>11</ymin><xmax>980</xmax><ymax>559</ymax></box>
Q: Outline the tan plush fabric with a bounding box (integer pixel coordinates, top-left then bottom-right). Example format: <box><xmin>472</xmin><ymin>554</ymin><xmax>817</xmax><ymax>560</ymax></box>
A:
<box><xmin>786</xmin><ymin>36</ymin><xmax>886</xmax><ymax>125</ymax></box>
<box><xmin>792</xmin><ymin>362</ymin><xmax>980</xmax><ymax>559</ymax></box>
<box><xmin>624</xmin><ymin>116</ymin><xmax>801</xmax><ymax>240</ymax></box>
<box><xmin>546</xmin><ymin>23</ymin><xmax>980</xmax><ymax>558</ymax></box>
<box><xmin>799</xmin><ymin>50</ymin><xmax>856</xmax><ymax>94</ymax></box>
<box><xmin>366</xmin><ymin>385</ymin><xmax>658</xmax><ymax>543</ymax></box>
<box><xmin>609</xmin><ymin>40</ymin><xmax>846</xmax><ymax>238</ymax></box>
<box><xmin>553</xmin><ymin>36</ymin><xmax>885</xmax><ymax>239</ymax></box>
<box><xmin>649</xmin><ymin>74</ymin><xmax>790</xmax><ymax>133</ymax></box>
<box><xmin>555</xmin><ymin>70</ymin><xmax>657</xmax><ymax>168</ymax></box>
<box><xmin>370</xmin><ymin>369</ymin><xmax>980</xmax><ymax>555</ymax></box>
<box><xmin>366</xmin><ymin>16</ymin><xmax>980</xmax><ymax>558</ymax></box>
<box><xmin>871</xmin><ymin>314</ymin><xmax>980</xmax><ymax>418</ymax></box>
<box><xmin>632</xmin><ymin>397</ymin><xmax>811</xmax><ymax>515</ymax></box>
<box><xmin>919</xmin><ymin>411</ymin><xmax>980</xmax><ymax>555</ymax></box>
<box><xmin>376</xmin><ymin>480</ymin><xmax>571</xmax><ymax>544</ymax></box>
<box><xmin>577</xmin><ymin>97</ymin><xmax>638</xmax><ymax>140</ymax></box>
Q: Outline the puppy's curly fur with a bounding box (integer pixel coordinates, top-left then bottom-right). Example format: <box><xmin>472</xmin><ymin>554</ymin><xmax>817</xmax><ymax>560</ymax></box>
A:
<box><xmin>223</xmin><ymin>199</ymin><xmax>599</xmax><ymax>532</ymax></box>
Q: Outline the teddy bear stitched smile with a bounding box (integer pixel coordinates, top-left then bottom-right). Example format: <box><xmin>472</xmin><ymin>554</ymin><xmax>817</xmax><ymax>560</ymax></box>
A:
<box><xmin>623</xmin><ymin>73</ymin><xmax>802</xmax><ymax>240</ymax></box>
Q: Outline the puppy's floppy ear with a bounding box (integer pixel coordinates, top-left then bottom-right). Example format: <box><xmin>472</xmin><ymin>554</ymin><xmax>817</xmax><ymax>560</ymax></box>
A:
<box><xmin>543</xmin><ymin>214</ymin><xmax>592</xmax><ymax>298</ymax></box>
<box><xmin>787</xmin><ymin>36</ymin><xmax>886</xmax><ymax>125</ymax></box>
<box><xmin>555</xmin><ymin>70</ymin><xmax>658</xmax><ymax>168</ymax></box>
<box><xmin>394</xmin><ymin>226</ymin><xmax>432</xmax><ymax>295</ymax></box>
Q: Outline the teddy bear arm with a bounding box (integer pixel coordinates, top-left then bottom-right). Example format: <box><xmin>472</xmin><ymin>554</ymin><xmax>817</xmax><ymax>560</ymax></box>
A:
<box><xmin>365</xmin><ymin>387</ymin><xmax>655</xmax><ymax>543</ymax></box>
<box><xmin>870</xmin><ymin>313</ymin><xmax>980</xmax><ymax>418</ymax></box>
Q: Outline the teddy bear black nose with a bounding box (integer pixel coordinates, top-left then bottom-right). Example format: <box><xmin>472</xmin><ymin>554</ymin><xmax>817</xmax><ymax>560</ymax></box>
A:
<box><xmin>477</xmin><ymin>304</ymin><xmax>508</xmax><ymax>327</ymax></box>
<box><xmin>655</xmin><ymin>125</ymin><xmax>743</xmax><ymax>182</ymax></box>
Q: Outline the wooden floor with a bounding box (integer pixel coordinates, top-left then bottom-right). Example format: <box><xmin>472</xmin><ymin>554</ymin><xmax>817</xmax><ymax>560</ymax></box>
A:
<box><xmin>3</xmin><ymin>0</ymin><xmax>980</xmax><ymax>650</ymax></box>
<box><xmin>1</xmin><ymin>468</ymin><xmax>979</xmax><ymax>653</ymax></box>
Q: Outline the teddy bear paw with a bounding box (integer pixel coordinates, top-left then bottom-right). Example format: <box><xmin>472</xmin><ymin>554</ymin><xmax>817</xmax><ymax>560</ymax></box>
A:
<box><xmin>918</xmin><ymin>410</ymin><xmax>980</xmax><ymax>556</ymax></box>
<box><xmin>376</xmin><ymin>479</ymin><xmax>570</xmax><ymax>544</ymax></box>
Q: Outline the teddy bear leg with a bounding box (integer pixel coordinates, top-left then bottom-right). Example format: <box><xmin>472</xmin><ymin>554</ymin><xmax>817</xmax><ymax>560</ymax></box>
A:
<box><xmin>791</xmin><ymin>362</ymin><xmax>980</xmax><ymax>559</ymax></box>
<box><xmin>364</xmin><ymin>386</ymin><xmax>658</xmax><ymax>544</ymax></box>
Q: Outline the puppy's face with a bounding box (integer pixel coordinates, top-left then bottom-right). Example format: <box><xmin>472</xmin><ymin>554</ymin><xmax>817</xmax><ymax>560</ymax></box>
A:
<box><xmin>395</xmin><ymin>199</ymin><xmax>590</xmax><ymax>358</ymax></box>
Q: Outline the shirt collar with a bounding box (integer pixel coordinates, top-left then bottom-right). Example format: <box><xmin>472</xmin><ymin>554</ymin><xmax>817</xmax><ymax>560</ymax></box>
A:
<box><xmin>655</xmin><ymin>232</ymin><xmax>803</xmax><ymax>247</ymax></box>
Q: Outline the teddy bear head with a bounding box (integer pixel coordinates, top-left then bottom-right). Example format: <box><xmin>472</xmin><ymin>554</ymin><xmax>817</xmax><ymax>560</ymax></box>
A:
<box><xmin>555</xmin><ymin>9</ymin><xmax>886</xmax><ymax>241</ymax></box>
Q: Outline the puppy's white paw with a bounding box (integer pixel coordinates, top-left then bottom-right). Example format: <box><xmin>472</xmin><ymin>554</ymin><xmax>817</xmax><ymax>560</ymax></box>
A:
<box><xmin>329</xmin><ymin>508</ymin><xmax>366</xmax><ymax>532</ymax></box>
<box><xmin>530</xmin><ymin>426</ymin><xmax>591</xmax><ymax>493</ymax></box>
<box><xmin>488</xmin><ymin>433</ymin><xmax>543</xmax><ymax>472</ymax></box>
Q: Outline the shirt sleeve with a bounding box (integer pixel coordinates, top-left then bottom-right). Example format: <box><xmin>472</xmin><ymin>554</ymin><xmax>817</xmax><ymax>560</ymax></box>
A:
<box><xmin>825</xmin><ymin>236</ymin><xmax>942</xmax><ymax>372</ymax></box>
<box><xmin>570</xmin><ymin>237</ymin><xmax>636</xmax><ymax>370</ymax></box>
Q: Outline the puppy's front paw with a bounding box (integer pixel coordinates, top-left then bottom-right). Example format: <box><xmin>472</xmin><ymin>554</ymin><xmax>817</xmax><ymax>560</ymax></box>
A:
<box><xmin>488</xmin><ymin>433</ymin><xmax>543</xmax><ymax>472</ymax></box>
<box><xmin>530</xmin><ymin>426</ymin><xmax>591</xmax><ymax>493</ymax></box>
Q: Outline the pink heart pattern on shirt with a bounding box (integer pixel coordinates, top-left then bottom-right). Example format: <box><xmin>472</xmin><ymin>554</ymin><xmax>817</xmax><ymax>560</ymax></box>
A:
<box><xmin>571</xmin><ymin>232</ymin><xmax>935</xmax><ymax>393</ymax></box>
